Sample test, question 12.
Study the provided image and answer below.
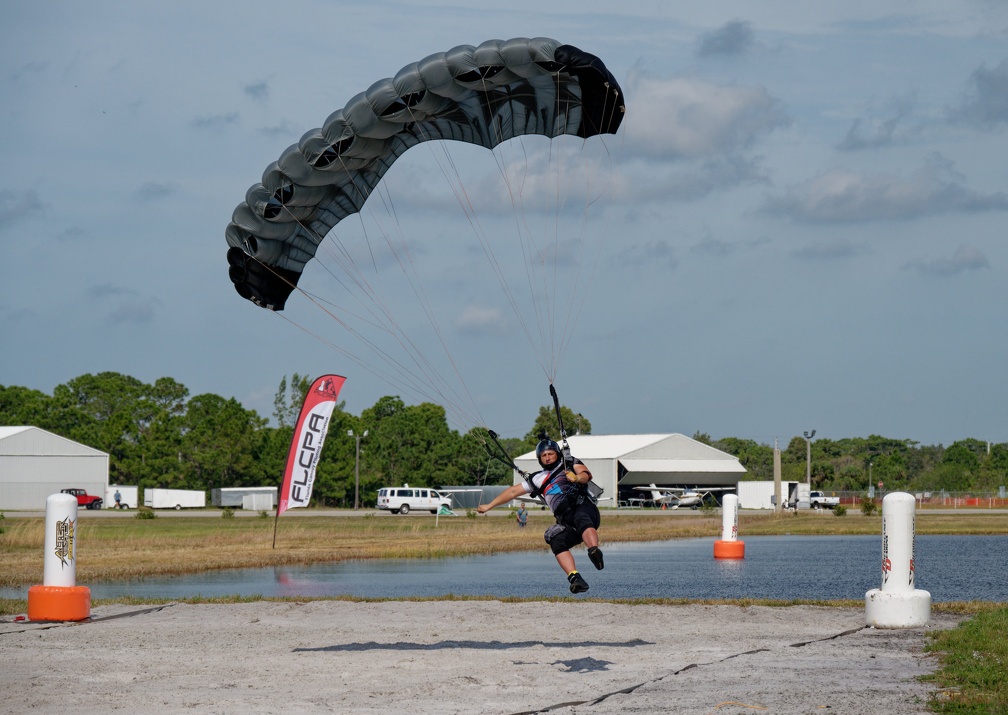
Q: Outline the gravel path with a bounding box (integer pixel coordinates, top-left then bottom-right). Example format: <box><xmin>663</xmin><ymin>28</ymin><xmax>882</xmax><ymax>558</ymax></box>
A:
<box><xmin>0</xmin><ymin>601</ymin><xmax>958</xmax><ymax>714</ymax></box>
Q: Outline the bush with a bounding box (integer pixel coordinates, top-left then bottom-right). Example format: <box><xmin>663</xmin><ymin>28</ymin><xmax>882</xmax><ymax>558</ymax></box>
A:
<box><xmin>860</xmin><ymin>497</ymin><xmax>877</xmax><ymax>516</ymax></box>
<box><xmin>135</xmin><ymin>508</ymin><xmax>157</xmax><ymax>519</ymax></box>
<box><xmin>221</xmin><ymin>508</ymin><xmax>235</xmax><ymax>519</ymax></box>
<box><xmin>258</xmin><ymin>510</ymin><xmax>269</xmax><ymax>518</ymax></box>
<box><xmin>833</xmin><ymin>505</ymin><xmax>847</xmax><ymax>516</ymax></box>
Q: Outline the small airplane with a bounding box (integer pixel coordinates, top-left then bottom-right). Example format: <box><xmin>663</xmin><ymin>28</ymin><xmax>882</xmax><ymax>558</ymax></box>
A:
<box><xmin>631</xmin><ymin>484</ymin><xmax>734</xmax><ymax>509</ymax></box>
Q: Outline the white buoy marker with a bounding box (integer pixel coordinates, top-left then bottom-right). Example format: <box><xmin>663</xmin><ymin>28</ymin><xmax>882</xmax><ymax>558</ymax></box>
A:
<box><xmin>865</xmin><ymin>492</ymin><xmax>931</xmax><ymax>628</ymax></box>
<box><xmin>714</xmin><ymin>493</ymin><xmax>744</xmax><ymax>559</ymax></box>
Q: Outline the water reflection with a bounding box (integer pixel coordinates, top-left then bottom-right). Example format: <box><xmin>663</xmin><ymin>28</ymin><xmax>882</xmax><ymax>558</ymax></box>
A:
<box><xmin>4</xmin><ymin>535</ymin><xmax>1006</xmax><ymax>602</ymax></box>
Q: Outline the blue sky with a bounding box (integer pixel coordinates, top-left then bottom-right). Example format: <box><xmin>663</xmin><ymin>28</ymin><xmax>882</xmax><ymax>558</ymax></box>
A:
<box><xmin>2</xmin><ymin>1</ymin><xmax>1006</xmax><ymax>447</ymax></box>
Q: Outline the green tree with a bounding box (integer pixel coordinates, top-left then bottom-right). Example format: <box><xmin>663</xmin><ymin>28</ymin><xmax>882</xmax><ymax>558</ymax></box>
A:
<box><xmin>178</xmin><ymin>394</ymin><xmax>267</xmax><ymax>490</ymax></box>
<box><xmin>523</xmin><ymin>404</ymin><xmax>591</xmax><ymax>449</ymax></box>
<box><xmin>0</xmin><ymin>385</ymin><xmax>52</xmax><ymax>428</ymax></box>
<box><xmin>713</xmin><ymin>437</ymin><xmax>773</xmax><ymax>481</ymax></box>
<box><xmin>361</xmin><ymin>397</ymin><xmax>465</xmax><ymax>489</ymax></box>
<box><xmin>273</xmin><ymin>373</ymin><xmax>313</xmax><ymax>428</ymax></box>
<box><xmin>457</xmin><ymin>428</ymin><xmax>525</xmax><ymax>485</ymax></box>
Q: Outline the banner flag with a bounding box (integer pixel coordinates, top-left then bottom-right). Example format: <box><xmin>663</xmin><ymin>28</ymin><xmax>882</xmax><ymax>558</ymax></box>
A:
<box><xmin>277</xmin><ymin>375</ymin><xmax>346</xmax><ymax>516</ymax></box>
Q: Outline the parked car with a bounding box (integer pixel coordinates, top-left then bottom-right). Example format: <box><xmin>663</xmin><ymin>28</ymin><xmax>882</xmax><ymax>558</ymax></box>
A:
<box><xmin>61</xmin><ymin>488</ymin><xmax>103</xmax><ymax>510</ymax></box>
<box><xmin>809</xmin><ymin>491</ymin><xmax>840</xmax><ymax>509</ymax></box>
<box><xmin>376</xmin><ymin>486</ymin><xmax>452</xmax><ymax>515</ymax></box>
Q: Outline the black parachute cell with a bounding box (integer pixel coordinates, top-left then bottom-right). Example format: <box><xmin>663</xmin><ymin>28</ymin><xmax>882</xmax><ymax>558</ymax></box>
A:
<box><xmin>225</xmin><ymin>37</ymin><xmax>625</xmax><ymax>311</ymax></box>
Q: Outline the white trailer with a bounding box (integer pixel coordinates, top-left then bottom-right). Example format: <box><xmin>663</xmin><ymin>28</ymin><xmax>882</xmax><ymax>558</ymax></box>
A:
<box><xmin>211</xmin><ymin>487</ymin><xmax>277</xmax><ymax>508</ymax></box>
<box><xmin>736</xmin><ymin>481</ymin><xmax>778</xmax><ymax>509</ymax></box>
<box><xmin>106</xmin><ymin>485</ymin><xmax>139</xmax><ymax>509</ymax></box>
<box><xmin>144</xmin><ymin>488</ymin><xmax>206</xmax><ymax>510</ymax></box>
<box><xmin>242</xmin><ymin>493</ymin><xmax>274</xmax><ymax>511</ymax></box>
<box><xmin>737</xmin><ymin>480</ymin><xmax>807</xmax><ymax>509</ymax></box>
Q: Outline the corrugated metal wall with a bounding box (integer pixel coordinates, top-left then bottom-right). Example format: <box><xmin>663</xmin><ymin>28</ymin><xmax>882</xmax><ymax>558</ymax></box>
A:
<box><xmin>0</xmin><ymin>428</ymin><xmax>109</xmax><ymax>510</ymax></box>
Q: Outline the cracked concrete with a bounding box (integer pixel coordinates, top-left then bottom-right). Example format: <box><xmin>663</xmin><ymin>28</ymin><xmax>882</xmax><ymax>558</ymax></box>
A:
<box><xmin>0</xmin><ymin>601</ymin><xmax>960</xmax><ymax>714</ymax></box>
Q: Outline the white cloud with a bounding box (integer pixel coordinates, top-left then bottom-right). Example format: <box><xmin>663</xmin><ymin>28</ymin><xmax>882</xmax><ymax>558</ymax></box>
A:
<box><xmin>622</xmin><ymin>73</ymin><xmax>791</xmax><ymax>161</ymax></box>
<box><xmin>0</xmin><ymin>189</ymin><xmax>46</xmax><ymax>230</ymax></box>
<box><xmin>949</xmin><ymin>58</ymin><xmax>1008</xmax><ymax>129</ymax></box>
<box><xmin>696</xmin><ymin>20</ymin><xmax>756</xmax><ymax>58</ymax></box>
<box><xmin>453</xmin><ymin>305</ymin><xmax>508</xmax><ymax>334</ymax></box>
<box><xmin>903</xmin><ymin>244</ymin><xmax>990</xmax><ymax>277</ymax></box>
<box><xmin>762</xmin><ymin>155</ymin><xmax>1008</xmax><ymax>223</ymax></box>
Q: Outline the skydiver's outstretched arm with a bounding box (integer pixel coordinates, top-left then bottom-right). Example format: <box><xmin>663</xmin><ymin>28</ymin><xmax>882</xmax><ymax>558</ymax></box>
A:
<box><xmin>477</xmin><ymin>484</ymin><xmax>527</xmax><ymax>514</ymax></box>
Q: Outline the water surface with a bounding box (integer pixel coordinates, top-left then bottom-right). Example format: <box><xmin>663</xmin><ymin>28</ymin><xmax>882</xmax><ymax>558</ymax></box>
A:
<box><xmin>5</xmin><ymin>535</ymin><xmax>1004</xmax><ymax>602</ymax></box>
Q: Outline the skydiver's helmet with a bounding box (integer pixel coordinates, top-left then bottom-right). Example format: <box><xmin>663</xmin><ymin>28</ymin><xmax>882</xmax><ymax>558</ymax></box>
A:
<box><xmin>536</xmin><ymin>438</ymin><xmax>561</xmax><ymax>467</ymax></box>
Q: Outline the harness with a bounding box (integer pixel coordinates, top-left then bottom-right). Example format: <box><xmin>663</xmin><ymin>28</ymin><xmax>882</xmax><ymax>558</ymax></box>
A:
<box><xmin>525</xmin><ymin>460</ymin><xmax>598</xmax><ymax>518</ymax></box>
<box><xmin>524</xmin><ymin>462</ymin><xmax>563</xmax><ymax>501</ymax></box>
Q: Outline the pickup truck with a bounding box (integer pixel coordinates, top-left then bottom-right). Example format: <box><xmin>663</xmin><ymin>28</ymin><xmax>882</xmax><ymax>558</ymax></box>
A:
<box><xmin>809</xmin><ymin>491</ymin><xmax>840</xmax><ymax>510</ymax></box>
<box><xmin>61</xmin><ymin>488</ymin><xmax>104</xmax><ymax>510</ymax></box>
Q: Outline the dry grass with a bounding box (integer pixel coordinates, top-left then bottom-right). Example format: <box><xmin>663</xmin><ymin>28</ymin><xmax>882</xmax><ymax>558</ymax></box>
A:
<box><xmin>1</xmin><ymin>509</ymin><xmax>1005</xmax><ymax>588</ymax></box>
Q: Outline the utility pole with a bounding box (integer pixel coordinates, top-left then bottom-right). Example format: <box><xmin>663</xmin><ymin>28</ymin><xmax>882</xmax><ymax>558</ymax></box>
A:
<box><xmin>349</xmin><ymin>429</ymin><xmax>367</xmax><ymax>510</ymax></box>
<box><xmin>803</xmin><ymin>430</ymin><xmax>816</xmax><ymax>488</ymax></box>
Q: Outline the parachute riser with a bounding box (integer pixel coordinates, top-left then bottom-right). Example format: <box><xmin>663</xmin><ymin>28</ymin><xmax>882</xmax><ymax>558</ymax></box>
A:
<box><xmin>548</xmin><ymin>383</ymin><xmax>574</xmax><ymax>470</ymax></box>
<box><xmin>482</xmin><ymin>429</ymin><xmax>530</xmax><ymax>479</ymax></box>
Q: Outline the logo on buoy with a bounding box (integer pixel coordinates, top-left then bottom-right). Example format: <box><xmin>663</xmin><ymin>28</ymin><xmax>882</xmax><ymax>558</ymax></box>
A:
<box><xmin>881</xmin><ymin>532</ymin><xmax>890</xmax><ymax>584</ymax></box>
<box><xmin>54</xmin><ymin>516</ymin><xmax>75</xmax><ymax>569</ymax></box>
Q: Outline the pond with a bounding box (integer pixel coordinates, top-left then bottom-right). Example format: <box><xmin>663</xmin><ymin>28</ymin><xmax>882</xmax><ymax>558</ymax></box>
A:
<box><xmin>6</xmin><ymin>535</ymin><xmax>1004</xmax><ymax>602</ymax></box>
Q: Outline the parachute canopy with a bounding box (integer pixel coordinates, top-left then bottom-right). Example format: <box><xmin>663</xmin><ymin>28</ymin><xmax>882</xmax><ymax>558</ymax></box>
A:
<box><xmin>226</xmin><ymin>37</ymin><xmax>625</xmax><ymax>311</ymax></box>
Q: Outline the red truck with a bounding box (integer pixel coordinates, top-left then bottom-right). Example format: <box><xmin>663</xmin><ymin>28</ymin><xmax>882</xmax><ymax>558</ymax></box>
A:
<box><xmin>61</xmin><ymin>488</ymin><xmax>104</xmax><ymax>510</ymax></box>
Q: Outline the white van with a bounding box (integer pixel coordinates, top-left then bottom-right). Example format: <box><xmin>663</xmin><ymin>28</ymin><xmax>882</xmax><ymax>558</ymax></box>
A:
<box><xmin>376</xmin><ymin>485</ymin><xmax>452</xmax><ymax>515</ymax></box>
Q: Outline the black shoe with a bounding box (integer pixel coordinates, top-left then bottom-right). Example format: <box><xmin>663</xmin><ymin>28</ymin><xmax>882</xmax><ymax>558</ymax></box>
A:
<box><xmin>587</xmin><ymin>546</ymin><xmax>604</xmax><ymax>570</ymax></box>
<box><xmin>568</xmin><ymin>571</ymin><xmax>589</xmax><ymax>594</ymax></box>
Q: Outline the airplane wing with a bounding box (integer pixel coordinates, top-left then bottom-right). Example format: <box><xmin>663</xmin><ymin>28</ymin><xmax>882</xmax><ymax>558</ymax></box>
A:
<box><xmin>632</xmin><ymin>486</ymin><xmax>684</xmax><ymax>495</ymax></box>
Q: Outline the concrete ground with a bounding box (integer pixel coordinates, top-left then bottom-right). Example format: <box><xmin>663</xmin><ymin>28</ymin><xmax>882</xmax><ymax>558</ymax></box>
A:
<box><xmin>0</xmin><ymin>601</ymin><xmax>959</xmax><ymax>714</ymax></box>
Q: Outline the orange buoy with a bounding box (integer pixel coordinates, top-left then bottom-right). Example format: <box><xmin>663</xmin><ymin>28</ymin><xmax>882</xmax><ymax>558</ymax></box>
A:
<box><xmin>27</xmin><ymin>585</ymin><xmax>91</xmax><ymax>622</ymax></box>
<box><xmin>713</xmin><ymin>539</ymin><xmax>745</xmax><ymax>559</ymax></box>
<box><xmin>714</xmin><ymin>494</ymin><xmax>745</xmax><ymax>559</ymax></box>
<box><xmin>27</xmin><ymin>493</ymin><xmax>91</xmax><ymax>622</ymax></box>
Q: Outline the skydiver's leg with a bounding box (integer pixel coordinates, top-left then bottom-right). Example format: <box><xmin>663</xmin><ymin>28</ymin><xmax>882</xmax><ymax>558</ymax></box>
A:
<box><xmin>548</xmin><ymin>528</ymin><xmax>589</xmax><ymax>592</ymax></box>
<box><xmin>574</xmin><ymin>504</ymin><xmax>604</xmax><ymax>570</ymax></box>
<box><xmin>555</xmin><ymin>549</ymin><xmax>576</xmax><ymax>574</ymax></box>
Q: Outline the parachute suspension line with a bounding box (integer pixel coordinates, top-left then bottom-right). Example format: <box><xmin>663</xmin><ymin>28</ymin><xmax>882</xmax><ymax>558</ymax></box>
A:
<box><xmin>318</xmin><ymin>158</ymin><xmax>488</xmax><ymax>432</ymax></box>
<box><xmin>273</xmin><ymin>309</ymin><xmax>479</xmax><ymax>431</ymax></box>
<box><xmin>477</xmin><ymin>78</ymin><xmax>554</xmax><ymax>378</ymax></box>
<box><xmin>235</xmin><ymin>251</ymin><xmax>410</xmax><ymax>385</ymax></box>
<box><xmin>405</xmin><ymin>105</ymin><xmax>549</xmax><ymax>384</ymax></box>
<box><xmin>373</xmin><ymin>105</ymin><xmax>555</xmax><ymax>426</ymax></box>
<box><xmin>272</xmin><ymin>201</ymin><xmax>485</xmax><ymax>432</ymax></box>
<box><xmin>550</xmin><ymin>138</ymin><xmax>606</xmax><ymax>378</ymax></box>
<box><xmin>470</xmin><ymin>72</ymin><xmax>573</xmax><ymax>383</ymax></box>
<box><xmin>364</xmin><ymin>178</ymin><xmax>489</xmax><ymax>429</ymax></box>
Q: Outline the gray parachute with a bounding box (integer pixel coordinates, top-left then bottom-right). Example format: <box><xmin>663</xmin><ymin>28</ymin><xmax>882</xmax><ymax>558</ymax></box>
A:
<box><xmin>226</xmin><ymin>37</ymin><xmax>625</xmax><ymax>311</ymax></box>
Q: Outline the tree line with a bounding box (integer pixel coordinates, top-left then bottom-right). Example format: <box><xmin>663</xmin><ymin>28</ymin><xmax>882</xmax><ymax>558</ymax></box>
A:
<box><xmin>695</xmin><ymin>433</ymin><xmax>1008</xmax><ymax>494</ymax></box>
<box><xmin>0</xmin><ymin>372</ymin><xmax>589</xmax><ymax>507</ymax></box>
<box><xmin>2</xmin><ymin>372</ymin><xmax>1003</xmax><ymax>506</ymax></box>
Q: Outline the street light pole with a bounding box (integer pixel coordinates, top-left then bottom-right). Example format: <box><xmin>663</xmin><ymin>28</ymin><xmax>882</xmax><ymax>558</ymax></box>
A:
<box><xmin>803</xmin><ymin>430</ymin><xmax>816</xmax><ymax>488</ymax></box>
<box><xmin>349</xmin><ymin>429</ymin><xmax>368</xmax><ymax>510</ymax></box>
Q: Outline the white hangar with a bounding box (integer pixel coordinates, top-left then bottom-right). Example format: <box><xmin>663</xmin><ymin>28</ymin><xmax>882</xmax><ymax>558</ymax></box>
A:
<box><xmin>0</xmin><ymin>426</ymin><xmax>109</xmax><ymax>511</ymax></box>
<box><xmin>513</xmin><ymin>433</ymin><xmax>746</xmax><ymax>505</ymax></box>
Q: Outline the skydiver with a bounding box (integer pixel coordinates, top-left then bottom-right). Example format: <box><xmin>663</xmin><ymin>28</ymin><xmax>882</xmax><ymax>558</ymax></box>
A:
<box><xmin>477</xmin><ymin>438</ymin><xmax>604</xmax><ymax>593</ymax></box>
